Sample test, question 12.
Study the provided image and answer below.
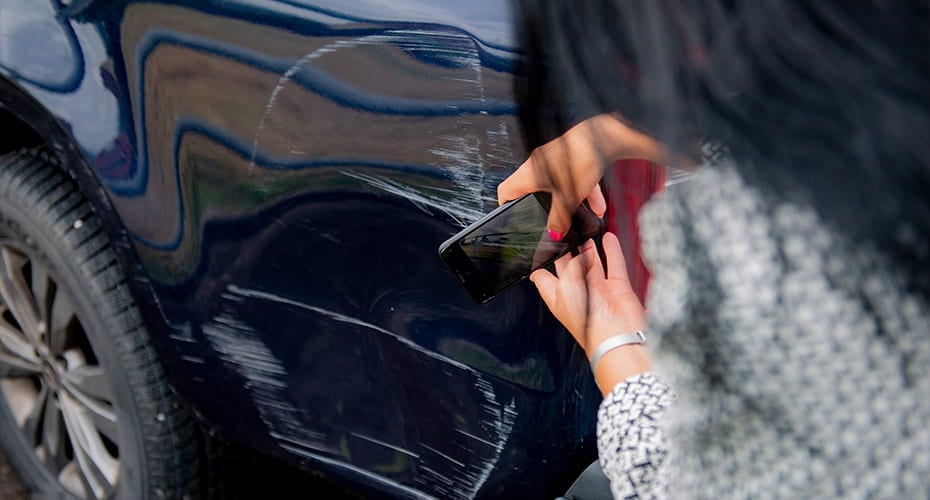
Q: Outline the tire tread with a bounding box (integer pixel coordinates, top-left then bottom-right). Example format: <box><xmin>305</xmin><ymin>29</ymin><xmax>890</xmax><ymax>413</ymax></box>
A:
<box><xmin>0</xmin><ymin>148</ymin><xmax>200</xmax><ymax>499</ymax></box>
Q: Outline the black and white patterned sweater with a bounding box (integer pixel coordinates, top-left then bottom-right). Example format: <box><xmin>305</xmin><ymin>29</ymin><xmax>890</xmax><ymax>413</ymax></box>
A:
<box><xmin>596</xmin><ymin>165</ymin><xmax>930</xmax><ymax>499</ymax></box>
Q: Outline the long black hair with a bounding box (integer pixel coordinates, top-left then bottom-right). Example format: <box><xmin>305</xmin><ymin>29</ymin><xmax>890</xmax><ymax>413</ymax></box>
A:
<box><xmin>514</xmin><ymin>0</ymin><xmax>930</xmax><ymax>295</ymax></box>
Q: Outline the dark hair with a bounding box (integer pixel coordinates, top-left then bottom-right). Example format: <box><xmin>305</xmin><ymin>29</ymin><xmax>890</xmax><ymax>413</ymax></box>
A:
<box><xmin>514</xmin><ymin>0</ymin><xmax>930</xmax><ymax>295</ymax></box>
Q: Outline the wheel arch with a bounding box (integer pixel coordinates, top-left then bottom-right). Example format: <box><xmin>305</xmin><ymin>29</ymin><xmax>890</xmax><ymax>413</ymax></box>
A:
<box><xmin>0</xmin><ymin>73</ymin><xmax>185</xmax><ymax>364</ymax></box>
<box><xmin>0</xmin><ymin>74</ymin><xmax>229</xmax><ymax>442</ymax></box>
<box><xmin>0</xmin><ymin>76</ymin><xmax>131</xmax><ymax>250</ymax></box>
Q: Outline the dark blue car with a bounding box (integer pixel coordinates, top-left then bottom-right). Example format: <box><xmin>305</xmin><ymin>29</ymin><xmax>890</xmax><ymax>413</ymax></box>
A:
<box><xmin>0</xmin><ymin>1</ymin><xmax>663</xmax><ymax>498</ymax></box>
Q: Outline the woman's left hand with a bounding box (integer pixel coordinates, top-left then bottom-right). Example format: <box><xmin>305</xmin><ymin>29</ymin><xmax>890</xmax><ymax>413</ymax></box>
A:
<box><xmin>497</xmin><ymin>113</ymin><xmax>670</xmax><ymax>239</ymax></box>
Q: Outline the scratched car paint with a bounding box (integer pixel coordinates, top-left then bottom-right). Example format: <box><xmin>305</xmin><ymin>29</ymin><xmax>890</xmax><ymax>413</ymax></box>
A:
<box><xmin>0</xmin><ymin>0</ymin><xmax>605</xmax><ymax>497</ymax></box>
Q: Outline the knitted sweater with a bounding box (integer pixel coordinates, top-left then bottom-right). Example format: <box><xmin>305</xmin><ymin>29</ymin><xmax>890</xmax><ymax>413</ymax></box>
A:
<box><xmin>596</xmin><ymin>164</ymin><xmax>930</xmax><ymax>498</ymax></box>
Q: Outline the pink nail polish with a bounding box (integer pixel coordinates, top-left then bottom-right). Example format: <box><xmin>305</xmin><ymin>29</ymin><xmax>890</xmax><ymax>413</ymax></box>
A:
<box><xmin>548</xmin><ymin>230</ymin><xmax>565</xmax><ymax>242</ymax></box>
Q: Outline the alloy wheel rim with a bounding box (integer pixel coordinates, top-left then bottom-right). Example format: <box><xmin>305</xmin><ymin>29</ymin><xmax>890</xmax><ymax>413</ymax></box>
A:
<box><xmin>0</xmin><ymin>241</ymin><xmax>119</xmax><ymax>499</ymax></box>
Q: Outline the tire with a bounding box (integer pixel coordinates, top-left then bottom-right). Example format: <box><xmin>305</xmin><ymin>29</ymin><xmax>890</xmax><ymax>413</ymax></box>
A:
<box><xmin>0</xmin><ymin>149</ymin><xmax>199</xmax><ymax>499</ymax></box>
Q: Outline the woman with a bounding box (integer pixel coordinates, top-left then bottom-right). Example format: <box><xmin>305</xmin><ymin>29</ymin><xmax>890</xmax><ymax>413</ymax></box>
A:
<box><xmin>501</xmin><ymin>1</ymin><xmax>930</xmax><ymax>497</ymax></box>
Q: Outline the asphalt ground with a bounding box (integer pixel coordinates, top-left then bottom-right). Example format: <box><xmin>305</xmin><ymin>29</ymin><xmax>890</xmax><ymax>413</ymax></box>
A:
<box><xmin>0</xmin><ymin>450</ymin><xmax>27</xmax><ymax>500</ymax></box>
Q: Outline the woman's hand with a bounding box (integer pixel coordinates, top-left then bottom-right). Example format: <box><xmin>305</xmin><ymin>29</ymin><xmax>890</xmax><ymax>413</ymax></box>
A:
<box><xmin>530</xmin><ymin>232</ymin><xmax>651</xmax><ymax>394</ymax></box>
<box><xmin>497</xmin><ymin>114</ymin><xmax>669</xmax><ymax>240</ymax></box>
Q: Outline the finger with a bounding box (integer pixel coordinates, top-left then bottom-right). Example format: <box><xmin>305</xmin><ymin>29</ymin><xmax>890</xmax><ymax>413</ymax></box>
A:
<box><xmin>531</xmin><ymin>230</ymin><xmax>557</xmax><ymax>269</ymax></box>
<box><xmin>529</xmin><ymin>269</ymin><xmax>559</xmax><ymax>308</ymax></box>
<box><xmin>602</xmin><ymin>232</ymin><xmax>631</xmax><ymax>282</ymax></box>
<box><xmin>546</xmin><ymin>194</ymin><xmax>574</xmax><ymax>238</ymax></box>
<box><xmin>553</xmin><ymin>250</ymin><xmax>573</xmax><ymax>277</ymax></box>
<box><xmin>579</xmin><ymin>239</ymin><xmax>606</xmax><ymax>280</ymax></box>
<box><xmin>498</xmin><ymin>158</ymin><xmax>544</xmax><ymax>205</ymax></box>
<box><xmin>585</xmin><ymin>184</ymin><xmax>607</xmax><ymax>217</ymax></box>
<box><xmin>530</xmin><ymin>235</ymin><xmax>548</xmax><ymax>270</ymax></box>
<box><xmin>560</xmin><ymin>249</ymin><xmax>587</xmax><ymax>285</ymax></box>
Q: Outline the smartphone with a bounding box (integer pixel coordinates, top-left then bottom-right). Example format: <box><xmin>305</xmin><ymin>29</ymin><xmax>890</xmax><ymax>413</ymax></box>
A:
<box><xmin>439</xmin><ymin>192</ymin><xmax>604</xmax><ymax>303</ymax></box>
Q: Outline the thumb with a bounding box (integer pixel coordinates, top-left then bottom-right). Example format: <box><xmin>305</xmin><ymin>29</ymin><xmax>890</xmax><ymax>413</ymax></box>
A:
<box><xmin>586</xmin><ymin>184</ymin><xmax>607</xmax><ymax>218</ymax></box>
<box><xmin>529</xmin><ymin>269</ymin><xmax>559</xmax><ymax>308</ymax></box>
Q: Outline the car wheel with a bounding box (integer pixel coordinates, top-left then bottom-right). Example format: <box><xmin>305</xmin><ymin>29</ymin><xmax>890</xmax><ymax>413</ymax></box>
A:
<box><xmin>0</xmin><ymin>149</ymin><xmax>199</xmax><ymax>499</ymax></box>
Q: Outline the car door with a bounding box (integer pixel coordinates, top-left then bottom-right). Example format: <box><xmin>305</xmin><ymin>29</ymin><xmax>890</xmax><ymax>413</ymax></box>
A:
<box><xmin>100</xmin><ymin>1</ymin><xmax>602</xmax><ymax>497</ymax></box>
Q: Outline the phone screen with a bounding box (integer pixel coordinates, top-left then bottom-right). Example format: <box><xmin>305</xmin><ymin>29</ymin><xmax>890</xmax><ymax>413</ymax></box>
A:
<box><xmin>440</xmin><ymin>193</ymin><xmax>603</xmax><ymax>303</ymax></box>
<box><xmin>457</xmin><ymin>195</ymin><xmax>561</xmax><ymax>287</ymax></box>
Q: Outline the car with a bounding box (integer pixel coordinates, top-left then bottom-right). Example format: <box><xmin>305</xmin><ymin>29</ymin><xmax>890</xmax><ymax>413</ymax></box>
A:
<box><xmin>0</xmin><ymin>1</ymin><xmax>665</xmax><ymax>498</ymax></box>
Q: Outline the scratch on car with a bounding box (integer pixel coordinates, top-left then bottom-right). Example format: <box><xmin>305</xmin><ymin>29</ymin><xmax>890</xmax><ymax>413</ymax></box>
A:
<box><xmin>420</xmin><ymin>443</ymin><xmax>466</xmax><ymax>468</ymax></box>
<box><xmin>203</xmin><ymin>308</ymin><xmax>335</xmax><ymax>456</ymax></box>
<box><xmin>420</xmin><ymin>376</ymin><xmax>518</xmax><ymax>499</ymax></box>
<box><xmin>419</xmin><ymin>465</ymin><xmax>456</xmax><ymax>490</ymax></box>
<box><xmin>227</xmin><ymin>284</ymin><xmax>477</xmax><ymax>373</ymax></box>
<box><xmin>270</xmin><ymin>431</ymin><xmax>337</xmax><ymax>455</ymax></box>
<box><xmin>214</xmin><ymin>284</ymin><xmax>522</xmax><ymax>498</ymax></box>
<box><xmin>393</xmin><ymin>121</ymin><xmax>516</xmax><ymax>230</ymax></box>
<box><xmin>250</xmin><ymin>35</ymin><xmax>391</xmax><ymax>172</ymax></box>
<box><xmin>179</xmin><ymin>355</ymin><xmax>206</xmax><ymax>364</ymax></box>
<box><xmin>249</xmin><ymin>27</ymin><xmax>513</xmax><ymax>230</ymax></box>
<box><xmin>453</xmin><ymin>428</ymin><xmax>497</xmax><ymax>448</ymax></box>
<box><xmin>271</xmin><ymin>215</ymin><xmax>342</xmax><ymax>244</ymax></box>
<box><xmin>428</xmin><ymin>134</ymin><xmax>497</xmax><ymax>219</ymax></box>
<box><xmin>351</xmin><ymin>433</ymin><xmax>420</xmax><ymax>459</ymax></box>
<box><xmin>390</xmin><ymin>29</ymin><xmax>482</xmax><ymax>70</ymax></box>
<box><xmin>486</xmin><ymin>120</ymin><xmax>516</xmax><ymax>168</ymax></box>
<box><xmin>422</xmin><ymin>120</ymin><xmax>516</xmax><ymax>231</ymax></box>
<box><xmin>342</xmin><ymin>171</ymin><xmax>484</xmax><ymax>226</ymax></box>
<box><xmin>222</xmin><ymin>284</ymin><xmax>525</xmax><ymax>498</ymax></box>
<box><xmin>455</xmin><ymin>377</ymin><xmax>517</xmax><ymax>498</ymax></box>
<box><xmin>168</xmin><ymin>321</ymin><xmax>196</xmax><ymax>344</ymax></box>
<box><xmin>419</xmin><ymin>35</ymin><xmax>512</xmax><ymax>228</ymax></box>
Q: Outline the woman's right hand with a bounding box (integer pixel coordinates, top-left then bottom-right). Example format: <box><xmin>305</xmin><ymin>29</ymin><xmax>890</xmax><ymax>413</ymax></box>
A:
<box><xmin>530</xmin><ymin>232</ymin><xmax>651</xmax><ymax>393</ymax></box>
<box><xmin>497</xmin><ymin>113</ymin><xmax>669</xmax><ymax>239</ymax></box>
<box><xmin>530</xmin><ymin>232</ymin><xmax>647</xmax><ymax>356</ymax></box>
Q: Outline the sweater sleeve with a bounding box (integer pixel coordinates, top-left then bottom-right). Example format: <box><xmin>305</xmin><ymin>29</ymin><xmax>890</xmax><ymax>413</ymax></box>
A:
<box><xmin>597</xmin><ymin>373</ymin><xmax>674</xmax><ymax>499</ymax></box>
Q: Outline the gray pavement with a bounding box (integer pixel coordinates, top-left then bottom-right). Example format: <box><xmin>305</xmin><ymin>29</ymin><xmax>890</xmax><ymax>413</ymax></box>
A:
<box><xmin>0</xmin><ymin>450</ymin><xmax>26</xmax><ymax>500</ymax></box>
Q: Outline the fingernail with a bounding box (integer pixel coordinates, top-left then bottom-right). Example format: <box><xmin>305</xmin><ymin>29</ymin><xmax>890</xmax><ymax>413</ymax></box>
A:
<box><xmin>548</xmin><ymin>230</ymin><xmax>565</xmax><ymax>242</ymax></box>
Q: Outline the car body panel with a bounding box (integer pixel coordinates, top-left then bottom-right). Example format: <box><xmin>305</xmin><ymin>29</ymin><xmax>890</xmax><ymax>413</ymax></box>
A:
<box><xmin>0</xmin><ymin>1</ymin><xmax>604</xmax><ymax>497</ymax></box>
